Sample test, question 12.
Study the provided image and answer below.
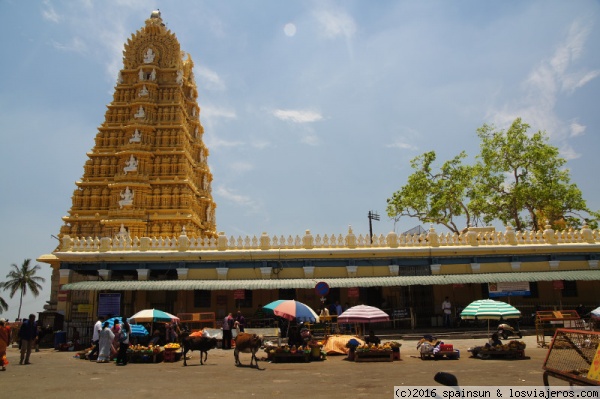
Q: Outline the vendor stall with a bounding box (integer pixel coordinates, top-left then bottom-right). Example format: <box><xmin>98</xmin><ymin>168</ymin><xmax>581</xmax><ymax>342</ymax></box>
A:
<box><xmin>543</xmin><ymin>328</ymin><xmax>600</xmax><ymax>386</ymax></box>
<box><xmin>468</xmin><ymin>340</ymin><xmax>526</xmax><ymax>359</ymax></box>
<box><xmin>264</xmin><ymin>343</ymin><xmax>325</xmax><ymax>362</ymax></box>
<box><xmin>354</xmin><ymin>343</ymin><xmax>398</xmax><ymax>362</ymax></box>
<box><xmin>417</xmin><ymin>336</ymin><xmax>459</xmax><ymax>360</ymax></box>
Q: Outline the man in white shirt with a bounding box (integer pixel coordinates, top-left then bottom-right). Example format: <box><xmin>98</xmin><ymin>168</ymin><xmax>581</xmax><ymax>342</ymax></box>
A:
<box><xmin>442</xmin><ymin>297</ymin><xmax>452</xmax><ymax>328</ymax></box>
<box><xmin>89</xmin><ymin>315</ymin><xmax>105</xmax><ymax>359</ymax></box>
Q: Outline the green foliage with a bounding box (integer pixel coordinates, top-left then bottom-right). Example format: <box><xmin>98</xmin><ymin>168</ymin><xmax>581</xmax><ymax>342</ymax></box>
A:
<box><xmin>386</xmin><ymin>118</ymin><xmax>599</xmax><ymax>232</ymax></box>
<box><xmin>1</xmin><ymin>259</ymin><xmax>45</xmax><ymax>320</ymax></box>
<box><xmin>386</xmin><ymin>151</ymin><xmax>476</xmax><ymax>234</ymax></box>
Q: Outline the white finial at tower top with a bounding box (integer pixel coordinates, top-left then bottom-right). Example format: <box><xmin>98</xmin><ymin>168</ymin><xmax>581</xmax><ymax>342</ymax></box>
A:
<box><xmin>150</xmin><ymin>10</ymin><xmax>161</xmax><ymax>19</ymax></box>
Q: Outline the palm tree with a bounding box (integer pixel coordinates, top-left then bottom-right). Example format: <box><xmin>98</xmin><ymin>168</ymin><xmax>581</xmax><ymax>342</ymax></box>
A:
<box><xmin>0</xmin><ymin>295</ymin><xmax>7</xmax><ymax>314</ymax></box>
<box><xmin>1</xmin><ymin>259</ymin><xmax>45</xmax><ymax>320</ymax></box>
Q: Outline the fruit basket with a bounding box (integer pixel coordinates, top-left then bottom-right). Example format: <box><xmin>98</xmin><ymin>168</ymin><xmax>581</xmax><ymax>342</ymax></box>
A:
<box><xmin>354</xmin><ymin>343</ymin><xmax>394</xmax><ymax>362</ymax></box>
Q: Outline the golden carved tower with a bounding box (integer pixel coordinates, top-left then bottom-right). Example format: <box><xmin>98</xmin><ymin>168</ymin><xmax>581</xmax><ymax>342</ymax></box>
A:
<box><xmin>59</xmin><ymin>11</ymin><xmax>216</xmax><ymax>239</ymax></box>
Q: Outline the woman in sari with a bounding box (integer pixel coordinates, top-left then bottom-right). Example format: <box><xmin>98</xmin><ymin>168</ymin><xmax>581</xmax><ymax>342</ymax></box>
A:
<box><xmin>97</xmin><ymin>322</ymin><xmax>115</xmax><ymax>363</ymax></box>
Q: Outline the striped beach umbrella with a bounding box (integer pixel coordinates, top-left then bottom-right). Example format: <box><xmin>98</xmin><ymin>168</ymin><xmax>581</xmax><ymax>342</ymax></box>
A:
<box><xmin>337</xmin><ymin>305</ymin><xmax>390</xmax><ymax>323</ymax></box>
<box><xmin>460</xmin><ymin>299</ymin><xmax>521</xmax><ymax>335</ymax></box>
<box><xmin>263</xmin><ymin>300</ymin><xmax>320</xmax><ymax>323</ymax></box>
<box><xmin>460</xmin><ymin>299</ymin><xmax>521</xmax><ymax>321</ymax></box>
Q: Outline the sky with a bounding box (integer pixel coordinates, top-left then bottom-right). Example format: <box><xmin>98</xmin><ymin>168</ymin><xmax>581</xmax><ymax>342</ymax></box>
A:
<box><xmin>0</xmin><ymin>0</ymin><xmax>599</xmax><ymax>321</ymax></box>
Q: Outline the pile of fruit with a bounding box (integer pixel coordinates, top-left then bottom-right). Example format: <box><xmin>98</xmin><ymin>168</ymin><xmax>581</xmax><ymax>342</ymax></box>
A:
<box><xmin>128</xmin><ymin>344</ymin><xmax>163</xmax><ymax>354</ymax></box>
<box><xmin>480</xmin><ymin>340</ymin><xmax>526</xmax><ymax>352</ymax></box>
<box><xmin>356</xmin><ymin>343</ymin><xmax>393</xmax><ymax>352</ymax></box>
<box><xmin>164</xmin><ymin>343</ymin><xmax>181</xmax><ymax>350</ymax></box>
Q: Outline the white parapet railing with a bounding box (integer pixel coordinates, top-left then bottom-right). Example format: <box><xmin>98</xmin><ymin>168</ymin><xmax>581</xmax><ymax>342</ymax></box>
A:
<box><xmin>60</xmin><ymin>224</ymin><xmax>599</xmax><ymax>253</ymax></box>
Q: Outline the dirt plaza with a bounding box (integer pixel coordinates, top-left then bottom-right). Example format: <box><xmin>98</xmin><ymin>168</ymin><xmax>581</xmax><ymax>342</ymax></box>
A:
<box><xmin>1</xmin><ymin>334</ymin><xmax>577</xmax><ymax>398</ymax></box>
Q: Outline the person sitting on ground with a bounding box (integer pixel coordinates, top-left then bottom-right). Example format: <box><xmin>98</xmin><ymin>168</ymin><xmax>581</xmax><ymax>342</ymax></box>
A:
<box><xmin>486</xmin><ymin>332</ymin><xmax>502</xmax><ymax>348</ymax></box>
<box><xmin>364</xmin><ymin>330</ymin><xmax>381</xmax><ymax>345</ymax></box>
<box><xmin>469</xmin><ymin>332</ymin><xmax>502</xmax><ymax>358</ymax></box>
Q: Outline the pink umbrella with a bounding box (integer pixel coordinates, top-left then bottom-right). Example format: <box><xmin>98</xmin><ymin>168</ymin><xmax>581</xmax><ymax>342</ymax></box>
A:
<box><xmin>337</xmin><ymin>305</ymin><xmax>390</xmax><ymax>323</ymax></box>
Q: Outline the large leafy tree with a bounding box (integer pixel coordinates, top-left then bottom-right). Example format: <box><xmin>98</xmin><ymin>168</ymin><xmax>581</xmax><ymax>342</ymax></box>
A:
<box><xmin>471</xmin><ymin>118</ymin><xmax>598</xmax><ymax>231</ymax></box>
<box><xmin>387</xmin><ymin>118</ymin><xmax>599</xmax><ymax>232</ymax></box>
<box><xmin>386</xmin><ymin>151</ymin><xmax>476</xmax><ymax>234</ymax></box>
<box><xmin>1</xmin><ymin>259</ymin><xmax>45</xmax><ymax>320</ymax></box>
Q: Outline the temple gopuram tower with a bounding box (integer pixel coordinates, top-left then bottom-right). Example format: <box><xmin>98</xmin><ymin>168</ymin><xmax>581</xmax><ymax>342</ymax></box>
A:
<box><xmin>59</xmin><ymin>10</ymin><xmax>216</xmax><ymax>240</ymax></box>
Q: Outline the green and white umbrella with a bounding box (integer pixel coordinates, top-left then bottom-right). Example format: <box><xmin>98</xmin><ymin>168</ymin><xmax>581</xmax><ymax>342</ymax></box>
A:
<box><xmin>460</xmin><ymin>299</ymin><xmax>521</xmax><ymax>334</ymax></box>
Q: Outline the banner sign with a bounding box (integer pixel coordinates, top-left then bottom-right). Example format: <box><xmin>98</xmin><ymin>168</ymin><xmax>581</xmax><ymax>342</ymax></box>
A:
<box><xmin>98</xmin><ymin>293</ymin><xmax>121</xmax><ymax>317</ymax></box>
<box><xmin>233</xmin><ymin>289</ymin><xmax>245</xmax><ymax>299</ymax></box>
<box><xmin>77</xmin><ymin>304</ymin><xmax>93</xmax><ymax>314</ymax></box>
<box><xmin>488</xmin><ymin>282</ymin><xmax>531</xmax><ymax>297</ymax></box>
<box><xmin>553</xmin><ymin>280</ymin><xmax>564</xmax><ymax>290</ymax></box>
<box><xmin>347</xmin><ymin>287</ymin><xmax>359</xmax><ymax>298</ymax></box>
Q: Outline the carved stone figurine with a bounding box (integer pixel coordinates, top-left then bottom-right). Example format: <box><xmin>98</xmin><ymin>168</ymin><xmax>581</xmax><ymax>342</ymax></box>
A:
<box><xmin>123</xmin><ymin>155</ymin><xmax>138</xmax><ymax>174</ymax></box>
<box><xmin>119</xmin><ymin>187</ymin><xmax>134</xmax><ymax>208</ymax></box>
<box><xmin>138</xmin><ymin>85</ymin><xmax>149</xmax><ymax>97</ymax></box>
<box><xmin>129</xmin><ymin>129</ymin><xmax>142</xmax><ymax>143</ymax></box>
<box><xmin>134</xmin><ymin>106</ymin><xmax>145</xmax><ymax>118</ymax></box>
<box><xmin>144</xmin><ymin>48</ymin><xmax>155</xmax><ymax>63</ymax></box>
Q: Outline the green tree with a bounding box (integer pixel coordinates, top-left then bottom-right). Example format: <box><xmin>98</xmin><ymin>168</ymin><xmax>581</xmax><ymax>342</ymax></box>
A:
<box><xmin>386</xmin><ymin>150</ymin><xmax>476</xmax><ymax>234</ymax></box>
<box><xmin>471</xmin><ymin>118</ymin><xmax>599</xmax><ymax>231</ymax></box>
<box><xmin>386</xmin><ymin>118</ymin><xmax>599</xmax><ymax>232</ymax></box>
<box><xmin>1</xmin><ymin>259</ymin><xmax>45</xmax><ymax>320</ymax></box>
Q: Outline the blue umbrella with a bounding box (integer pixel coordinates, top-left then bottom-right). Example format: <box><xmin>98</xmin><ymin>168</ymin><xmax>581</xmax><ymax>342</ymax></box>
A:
<box><xmin>105</xmin><ymin>317</ymin><xmax>149</xmax><ymax>337</ymax></box>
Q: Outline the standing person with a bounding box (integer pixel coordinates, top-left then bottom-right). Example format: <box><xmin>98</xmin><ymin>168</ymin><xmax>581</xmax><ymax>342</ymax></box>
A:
<box><xmin>116</xmin><ymin>319</ymin><xmax>130</xmax><ymax>366</ymax></box>
<box><xmin>18</xmin><ymin>314</ymin><xmax>37</xmax><ymax>365</ymax></box>
<box><xmin>442</xmin><ymin>297</ymin><xmax>452</xmax><ymax>328</ymax></box>
<box><xmin>71</xmin><ymin>327</ymin><xmax>80</xmax><ymax>350</ymax></box>
<box><xmin>0</xmin><ymin>318</ymin><xmax>9</xmax><ymax>371</ymax></box>
<box><xmin>97</xmin><ymin>322</ymin><xmax>115</xmax><ymax>363</ymax></box>
<box><xmin>234</xmin><ymin>311</ymin><xmax>246</xmax><ymax>333</ymax></box>
<box><xmin>111</xmin><ymin>319</ymin><xmax>121</xmax><ymax>359</ymax></box>
<box><xmin>335</xmin><ymin>301</ymin><xmax>343</xmax><ymax>317</ymax></box>
<box><xmin>89</xmin><ymin>315</ymin><xmax>105</xmax><ymax>360</ymax></box>
<box><xmin>222</xmin><ymin>313</ymin><xmax>234</xmax><ymax>350</ymax></box>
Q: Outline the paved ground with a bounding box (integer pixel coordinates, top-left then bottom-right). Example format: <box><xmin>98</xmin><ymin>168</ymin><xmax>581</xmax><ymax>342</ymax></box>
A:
<box><xmin>2</xmin><ymin>334</ymin><xmax>569</xmax><ymax>398</ymax></box>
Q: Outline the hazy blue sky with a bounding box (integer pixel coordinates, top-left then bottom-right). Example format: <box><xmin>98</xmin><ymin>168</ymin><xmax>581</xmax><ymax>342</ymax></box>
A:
<box><xmin>1</xmin><ymin>0</ymin><xmax>599</xmax><ymax>320</ymax></box>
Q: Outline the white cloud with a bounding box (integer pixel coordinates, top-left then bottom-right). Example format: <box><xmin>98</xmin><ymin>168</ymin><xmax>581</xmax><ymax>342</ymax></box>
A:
<box><xmin>42</xmin><ymin>0</ymin><xmax>61</xmax><ymax>23</ymax></box>
<box><xmin>488</xmin><ymin>20</ymin><xmax>598</xmax><ymax>159</ymax></box>
<box><xmin>202</xmin><ymin>105</ymin><xmax>237</xmax><ymax>120</ymax></box>
<box><xmin>559</xmin><ymin>144</ymin><xmax>581</xmax><ymax>161</ymax></box>
<box><xmin>272</xmin><ymin>109</ymin><xmax>323</xmax><ymax>123</ymax></box>
<box><xmin>570</xmin><ymin>121</ymin><xmax>586</xmax><ymax>137</ymax></box>
<box><xmin>51</xmin><ymin>37</ymin><xmax>87</xmax><ymax>53</ymax></box>
<box><xmin>251</xmin><ymin>140</ymin><xmax>272</xmax><ymax>149</ymax></box>
<box><xmin>215</xmin><ymin>186</ymin><xmax>259</xmax><ymax>212</ymax></box>
<box><xmin>229</xmin><ymin>162</ymin><xmax>254</xmax><ymax>173</ymax></box>
<box><xmin>386</xmin><ymin>140</ymin><xmax>418</xmax><ymax>151</ymax></box>
<box><xmin>300</xmin><ymin>134</ymin><xmax>320</xmax><ymax>146</ymax></box>
<box><xmin>562</xmin><ymin>70</ymin><xmax>600</xmax><ymax>93</ymax></box>
<box><xmin>195</xmin><ymin>66</ymin><xmax>226</xmax><ymax>91</ymax></box>
<box><xmin>204</xmin><ymin>136</ymin><xmax>244</xmax><ymax>149</ymax></box>
<box><xmin>314</xmin><ymin>8</ymin><xmax>356</xmax><ymax>40</ymax></box>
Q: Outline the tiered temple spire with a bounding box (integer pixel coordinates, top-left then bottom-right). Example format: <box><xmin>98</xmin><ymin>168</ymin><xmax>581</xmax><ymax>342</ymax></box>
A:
<box><xmin>60</xmin><ymin>10</ymin><xmax>217</xmax><ymax>239</ymax></box>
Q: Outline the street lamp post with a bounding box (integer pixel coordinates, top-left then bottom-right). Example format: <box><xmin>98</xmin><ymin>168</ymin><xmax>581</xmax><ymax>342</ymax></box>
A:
<box><xmin>368</xmin><ymin>210</ymin><xmax>380</xmax><ymax>244</ymax></box>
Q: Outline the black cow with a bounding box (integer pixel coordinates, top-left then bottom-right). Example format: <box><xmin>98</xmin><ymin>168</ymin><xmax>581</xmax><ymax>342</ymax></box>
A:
<box><xmin>180</xmin><ymin>333</ymin><xmax>218</xmax><ymax>366</ymax></box>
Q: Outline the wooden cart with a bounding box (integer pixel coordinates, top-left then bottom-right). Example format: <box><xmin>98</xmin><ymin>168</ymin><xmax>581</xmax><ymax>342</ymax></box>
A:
<box><xmin>535</xmin><ymin>310</ymin><xmax>585</xmax><ymax>348</ymax></box>
<box><xmin>542</xmin><ymin>328</ymin><xmax>600</xmax><ymax>387</ymax></box>
<box><xmin>420</xmin><ymin>349</ymin><xmax>460</xmax><ymax>360</ymax></box>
